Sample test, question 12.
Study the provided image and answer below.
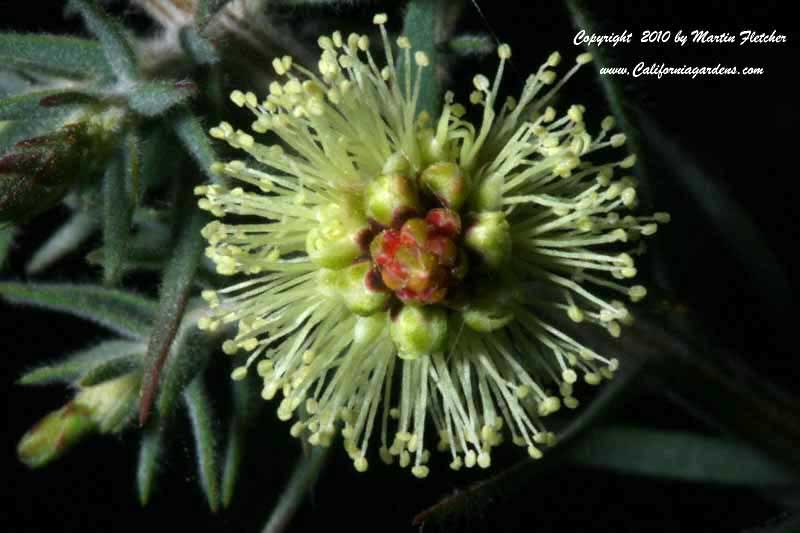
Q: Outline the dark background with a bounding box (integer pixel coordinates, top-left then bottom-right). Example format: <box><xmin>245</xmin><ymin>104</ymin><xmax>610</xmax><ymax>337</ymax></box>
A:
<box><xmin>4</xmin><ymin>1</ymin><xmax>799</xmax><ymax>532</ymax></box>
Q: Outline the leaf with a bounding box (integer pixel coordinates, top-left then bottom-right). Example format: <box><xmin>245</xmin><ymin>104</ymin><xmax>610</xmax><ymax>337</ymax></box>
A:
<box><xmin>634</xmin><ymin>112</ymin><xmax>794</xmax><ymax>320</ymax></box>
<box><xmin>401</xmin><ymin>0</ymin><xmax>445</xmax><ymax>117</ymax></box>
<box><xmin>0</xmin><ymin>108</ymin><xmax>77</xmax><ymax>155</ymax></box>
<box><xmin>128</xmin><ymin>81</ymin><xmax>197</xmax><ymax>117</ymax></box>
<box><xmin>156</xmin><ymin>313</ymin><xmax>215</xmax><ymax>421</ymax></box>
<box><xmin>137</xmin><ymin>418</ymin><xmax>164</xmax><ymax>506</ymax></box>
<box><xmin>222</xmin><ymin>374</ymin><xmax>262</xmax><ymax>508</ymax></box>
<box><xmin>0</xmin><ymin>32</ymin><xmax>113</xmax><ymax>79</ymax></box>
<box><xmin>567</xmin><ymin>426</ymin><xmax>797</xmax><ymax>486</ymax></box>
<box><xmin>184</xmin><ymin>377</ymin><xmax>221</xmax><ymax>512</ymax></box>
<box><xmin>26</xmin><ymin>209</ymin><xmax>97</xmax><ymax>274</ymax></box>
<box><xmin>0</xmin><ymin>224</ymin><xmax>14</xmax><ymax>269</ymax></box>
<box><xmin>18</xmin><ymin>339</ymin><xmax>144</xmax><ymax>386</ymax></box>
<box><xmin>171</xmin><ymin>107</ymin><xmax>216</xmax><ymax>177</ymax></box>
<box><xmin>0</xmin><ymin>90</ymin><xmax>93</xmax><ymax>121</ymax></box>
<box><xmin>195</xmin><ymin>0</ymin><xmax>232</xmax><ymax>28</ymax></box>
<box><xmin>139</xmin><ymin>209</ymin><xmax>207</xmax><ymax>425</ymax></box>
<box><xmin>67</xmin><ymin>0</ymin><xmax>138</xmax><ymax>81</ymax></box>
<box><xmin>0</xmin><ymin>282</ymin><xmax>156</xmax><ymax>339</ymax></box>
<box><xmin>102</xmin><ymin>153</ymin><xmax>132</xmax><ymax>285</ymax></box>
<box><xmin>79</xmin><ymin>351</ymin><xmax>143</xmax><ymax>386</ymax></box>
<box><xmin>179</xmin><ymin>27</ymin><xmax>219</xmax><ymax>65</ymax></box>
<box><xmin>261</xmin><ymin>447</ymin><xmax>331</xmax><ymax>533</ymax></box>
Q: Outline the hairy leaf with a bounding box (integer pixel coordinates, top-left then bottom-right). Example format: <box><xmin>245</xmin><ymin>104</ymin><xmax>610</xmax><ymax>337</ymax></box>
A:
<box><xmin>0</xmin><ymin>32</ymin><xmax>113</xmax><ymax>79</ymax></box>
<box><xmin>137</xmin><ymin>419</ymin><xmax>164</xmax><ymax>506</ymax></box>
<box><xmin>401</xmin><ymin>0</ymin><xmax>444</xmax><ymax>117</ymax></box>
<box><xmin>27</xmin><ymin>210</ymin><xmax>97</xmax><ymax>274</ymax></box>
<box><xmin>567</xmin><ymin>426</ymin><xmax>797</xmax><ymax>486</ymax></box>
<box><xmin>261</xmin><ymin>447</ymin><xmax>331</xmax><ymax>533</ymax></box>
<box><xmin>128</xmin><ymin>81</ymin><xmax>196</xmax><ymax>117</ymax></box>
<box><xmin>102</xmin><ymin>154</ymin><xmax>131</xmax><ymax>285</ymax></box>
<box><xmin>79</xmin><ymin>351</ymin><xmax>143</xmax><ymax>386</ymax></box>
<box><xmin>0</xmin><ymin>90</ymin><xmax>93</xmax><ymax>121</ymax></box>
<box><xmin>67</xmin><ymin>0</ymin><xmax>138</xmax><ymax>81</ymax></box>
<box><xmin>18</xmin><ymin>339</ymin><xmax>144</xmax><ymax>386</ymax></box>
<box><xmin>156</xmin><ymin>313</ymin><xmax>215</xmax><ymax>421</ymax></box>
<box><xmin>0</xmin><ymin>282</ymin><xmax>156</xmax><ymax>339</ymax></box>
<box><xmin>171</xmin><ymin>107</ymin><xmax>215</xmax><ymax>176</ymax></box>
<box><xmin>0</xmin><ymin>224</ymin><xmax>14</xmax><ymax>269</ymax></box>
<box><xmin>222</xmin><ymin>374</ymin><xmax>262</xmax><ymax>508</ymax></box>
<box><xmin>139</xmin><ymin>209</ymin><xmax>207</xmax><ymax>424</ymax></box>
<box><xmin>184</xmin><ymin>377</ymin><xmax>221</xmax><ymax>512</ymax></box>
<box><xmin>179</xmin><ymin>27</ymin><xmax>219</xmax><ymax>65</ymax></box>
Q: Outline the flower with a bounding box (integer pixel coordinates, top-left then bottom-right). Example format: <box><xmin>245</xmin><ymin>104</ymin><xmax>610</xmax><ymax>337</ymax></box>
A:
<box><xmin>196</xmin><ymin>14</ymin><xmax>669</xmax><ymax>477</ymax></box>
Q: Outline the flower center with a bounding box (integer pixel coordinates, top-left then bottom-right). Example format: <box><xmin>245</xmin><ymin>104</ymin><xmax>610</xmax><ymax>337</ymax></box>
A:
<box><xmin>369</xmin><ymin>208</ymin><xmax>467</xmax><ymax>304</ymax></box>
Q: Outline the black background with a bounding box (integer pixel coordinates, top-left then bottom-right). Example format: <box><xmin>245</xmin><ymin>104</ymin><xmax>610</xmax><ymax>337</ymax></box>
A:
<box><xmin>3</xmin><ymin>1</ymin><xmax>799</xmax><ymax>532</ymax></box>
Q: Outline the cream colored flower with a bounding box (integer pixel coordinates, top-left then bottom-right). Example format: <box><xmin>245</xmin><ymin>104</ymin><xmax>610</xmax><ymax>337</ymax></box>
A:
<box><xmin>196</xmin><ymin>14</ymin><xmax>668</xmax><ymax>477</ymax></box>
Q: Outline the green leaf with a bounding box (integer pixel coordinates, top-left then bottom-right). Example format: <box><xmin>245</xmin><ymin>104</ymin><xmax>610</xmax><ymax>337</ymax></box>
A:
<box><xmin>102</xmin><ymin>153</ymin><xmax>132</xmax><ymax>285</ymax></box>
<box><xmin>18</xmin><ymin>339</ymin><xmax>144</xmax><ymax>386</ymax></box>
<box><xmin>0</xmin><ymin>224</ymin><xmax>14</xmax><ymax>269</ymax></box>
<box><xmin>0</xmin><ymin>90</ymin><xmax>93</xmax><ymax>121</ymax></box>
<box><xmin>128</xmin><ymin>81</ymin><xmax>196</xmax><ymax>117</ymax></box>
<box><xmin>26</xmin><ymin>210</ymin><xmax>97</xmax><ymax>274</ymax></box>
<box><xmin>567</xmin><ymin>426</ymin><xmax>797</xmax><ymax>486</ymax></box>
<box><xmin>171</xmin><ymin>107</ymin><xmax>216</xmax><ymax>176</ymax></box>
<box><xmin>222</xmin><ymin>374</ymin><xmax>262</xmax><ymax>508</ymax></box>
<box><xmin>137</xmin><ymin>419</ymin><xmax>164</xmax><ymax>506</ymax></box>
<box><xmin>0</xmin><ymin>282</ymin><xmax>156</xmax><ymax>339</ymax></box>
<box><xmin>139</xmin><ymin>209</ymin><xmax>207</xmax><ymax>424</ymax></box>
<box><xmin>179</xmin><ymin>27</ymin><xmax>219</xmax><ymax>65</ymax></box>
<box><xmin>156</xmin><ymin>313</ymin><xmax>215</xmax><ymax>421</ymax></box>
<box><xmin>261</xmin><ymin>447</ymin><xmax>331</xmax><ymax>533</ymax></box>
<box><xmin>0</xmin><ymin>33</ymin><xmax>113</xmax><ymax>79</ymax></box>
<box><xmin>0</xmin><ymin>108</ymin><xmax>77</xmax><ymax>155</ymax></box>
<box><xmin>79</xmin><ymin>351</ymin><xmax>143</xmax><ymax>386</ymax></box>
<box><xmin>184</xmin><ymin>377</ymin><xmax>221</xmax><ymax>512</ymax></box>
<box><xmin>635</xmin><ymin>112</ymin><xmax>793</xmax><ymax>317</ymax></box>
<box><xmin>195</xmin><ymin>0</ymin><xmax>232</xmax><ymax>28</ymax></box>
<box><xmin>67</xmin><ymin>0</ymin><xmax>138</xmax><ymax>81</ymax></box>
<box><xmin>401</xmin><ymin>0</ymin><xmax>445</xmax><ymax>117</ymax></box>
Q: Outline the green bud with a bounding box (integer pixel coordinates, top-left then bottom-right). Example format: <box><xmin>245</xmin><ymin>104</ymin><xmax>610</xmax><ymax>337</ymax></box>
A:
<box><xmin>464</xmin><ymin>211</ymin><xmax>512</xmax><ymax>269</ymax></box>
<box><xmin>354</xmin><ymin>313</ymin><xmax>388</xmax><ymax>346</ymax></box>
<box><xmin>364</xmin><ymin>174</ymin><xmax>421</xmax><ymax>226</ymax></box>
<box><xmin>420</xmin><ymin>162</ymin><xmax>470</xmax><ymax>210</ymax></box>
<box><xmin>469</xmin><ymin>173</ymin><xmax>504</xmax><ymax>211</ymax></box>
<box><xmin>462</xmin><ymin>299</ymin><xmax>514</xmax><ymax>332</ymax></box>
<box><xmin>390</xmin><ymin>305</ymin><xmax>448</xmax><ymax>360</ymax></box>
<box><xmin>335</xmin><ymin>261</ymin><xmax>390</xmax><ymax>316</ymax></box>
<box><xmin>17</xmin><ymin>402</ymin><xmax>96</xmax><ymax>468</ymax></box>
<box><xmin>17</xmin><ymin>373</ymin><xmax>139</xmax><ymax>468</ymax></box>
<box><xmin>306</xmin><ymin>203</ymin><xmax>368</xmax><ymax>269</ymax></box>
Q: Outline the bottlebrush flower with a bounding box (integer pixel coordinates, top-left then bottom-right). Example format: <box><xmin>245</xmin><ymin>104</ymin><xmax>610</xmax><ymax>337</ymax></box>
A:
<box><xmin>196</xmin><ymin>13</ymin><xmax>669</xmax><ymax>477</ymax></box>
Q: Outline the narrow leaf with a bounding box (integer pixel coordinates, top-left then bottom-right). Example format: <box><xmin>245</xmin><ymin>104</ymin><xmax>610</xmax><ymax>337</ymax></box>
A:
<box><xmin>26</xmin><ymin>209</ymin><xmax>97</xmax><ymax>274</ymax></box>
<box><xmin>179</xmin><ymin>27</ymin><xmax>219</xmax><ymax>65</ymax></box>
<box><xmin>102</xmin><ymin>153</ymin><xmax>131</xmax><ymax>285</ymax></box>
<box><xmin>137</xmin><ymin>419</ymin><xmax>164</xmax><ymax>506</ymax></box>
<box><xmin>401</xmin><ymin>0</ymin><xmax>444</xmax><ymax>117</ymax></box>
<box><xmin>0</xmin><ymin>224</ymin><xmax>14</xmax><ymax>269</ymax></box>
<box><xmin>79</xmin><ymin>351</ymin><xmax>143</xmax><ymax>386</ymax></box>
<box><xmin>0</xmin><ymin>90</ymin><xmax>92</xmax><ymax>121</ymax></box>
<box><xmin>261</xmin><ymin>447</ymin><xmax>331</xmax><ymax>533</ymax></box>
<box><xmin>128</xmin><ymin>81</ymin><xmax>196</xmax><ymax>117</ymax></box>
<box><xmin>184</xmin><ymin>377</ymin><xmax>221</xmax><ymax>512</ymax></box>
<box><xmin>156</xmin><ymin>313</ymin><xmax>215</xmax><ymax>421</ymax></box>
<box><xmin>18</xmin><ymin>339</ymin><xmax>144</xmax><ymax>386</ymax></box>
<box><xmin>567</xmin><ymin>426</ymin><xmax>797</xmax><ymax>486</ymax></box>
<box><xmin>67</xmin><ymin>0</ymin><xmax>138</xmax><ymax>81</ymax></box>
<box><xmin>0</xmin><ymin>32</ymin><xmax>113</xmax><ymax>79</ymax></box>
<box><xmin>171</xmin><ymin>107</ymin><xmax>216</xmax><ymax>176</ymax></box>
<box><xmin>195</xmin><ymin>0</ymin><xmax>232</xmax><ymax>28</ymax></box>
<box><xmin>222</xmin><ymin>374</ymin><xmax>262</xmax><ymax>507</ymax></box>
<box><xmin>0</xmin><ymin>108</ymin><xmax>77</xmax><ymax>154</ymax></box>
<box><xmin>0</xmin><ymin>282</ymin><xmax>156</xmax><ymax>339</ymax></box>
<box><xmin>139</xmin><ymin>209</ymin><xmax>207</xmax><ymax>425</ymax></box>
